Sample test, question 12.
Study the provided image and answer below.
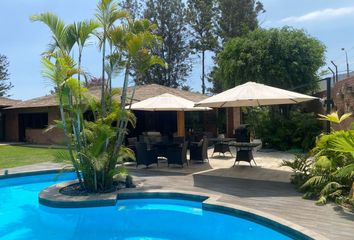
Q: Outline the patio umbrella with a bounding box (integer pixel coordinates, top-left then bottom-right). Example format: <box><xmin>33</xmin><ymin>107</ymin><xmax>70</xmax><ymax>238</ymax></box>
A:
<box><xmin>195</xmin><ymin>82</ymin><xmax>317</xmax><ymax>108</ymax></box>
<box><xmin>129</xmin><ymin>93</ymin><xmax>211</xmax><ymax>111</ymax></box>
<box><xmin>128</xmin><ymin>93</ymin><xmax>210</xmax><ymax>137</ymax></box>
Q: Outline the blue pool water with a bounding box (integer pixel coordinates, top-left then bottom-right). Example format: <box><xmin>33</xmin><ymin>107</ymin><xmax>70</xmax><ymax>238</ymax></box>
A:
<box><xmin>0</xmin><ymin>173</ymin><xmax>293</xmax><ymax>240</ymax></box>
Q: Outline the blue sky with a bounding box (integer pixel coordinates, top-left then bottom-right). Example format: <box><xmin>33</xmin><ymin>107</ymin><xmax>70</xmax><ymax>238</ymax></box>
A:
<box><xmin>1</xmin><ymin>0</ymin><xmax>354</xmax><ymax>100</ymax></box>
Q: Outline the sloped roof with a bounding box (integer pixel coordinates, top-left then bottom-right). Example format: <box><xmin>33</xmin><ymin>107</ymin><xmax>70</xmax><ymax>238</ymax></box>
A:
<box><xmin>5</xmin><ymin>84</ymin><xmax>207</xmax><ymax>109</ymax></box>
<box><xmin>0</xmin><ymin>96</ymin><xmax>21</xmax><ymax>107</ymax></box>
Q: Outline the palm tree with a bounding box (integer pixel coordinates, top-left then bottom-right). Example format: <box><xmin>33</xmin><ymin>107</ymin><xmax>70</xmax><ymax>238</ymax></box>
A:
<box><xmin>30</xmin><ymin>13</ymin><xmax>76</xmax><ymax>55</ymax></box>
<box><xmin>31</xmin><ymin>3</ymin><xmax>165</xmax><ymax>193</ymax></box>
<box><xmin>68</xmin><ymin>20</ymin><xmax>100</xmax><ymax>84</ymax></box>
<box><xmin>41</xmin><ymin>54</ymin><xmax>83</xmax><ymax>184</ymax></box>
<box><xmin>95</xmin><ymin>0</ymin><xmax>128</xmax><ymax>117</ymax></box>
<box><xmin>108</xmin><ymin>18</ymin><xmax>165</xmax><ymax>158</ymax></box>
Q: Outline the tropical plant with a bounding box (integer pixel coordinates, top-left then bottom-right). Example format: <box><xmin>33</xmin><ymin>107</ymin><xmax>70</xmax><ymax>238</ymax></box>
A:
<box><xmin>32</xmin><ymin>1</ymin><xmax>164</xmax><ymax>193</ymax></box>
<box><xmin>285</xmin><ymin>112</ymin><xmax>354</xmax><ymax>209</ymax></box>
<box><xmin>30</xmin><ymin>13</ymin><xmax>76</xmax><ymax>54</ymax></box>
<box><xmin>281</xmin><ymin>154</ymin><xmax>313</xmax><ymax>187</ymax></box>
<box><xmin>95</xmin><ymin>0</ymin><xmax>128</xmax><ymax>116</ymax></box>
<box><xmin>318</xmin><ymin>111</ymin><xmax>352</xmax><ymax>130</ymax></box>
<box><xmin>68</xmin><ymin>20</ymin><xmax>100</xmax><ymax>85</ymax></box>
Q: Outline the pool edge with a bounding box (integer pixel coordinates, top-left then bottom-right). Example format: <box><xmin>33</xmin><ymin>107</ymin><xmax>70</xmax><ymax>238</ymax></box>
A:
<box><xmin>2</xmin><ymin>171</ymin><xmax>328</xmax><ymax>240</ymax></box>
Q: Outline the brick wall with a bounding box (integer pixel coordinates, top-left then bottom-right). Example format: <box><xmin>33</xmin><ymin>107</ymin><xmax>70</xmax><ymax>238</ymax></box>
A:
<box><xmin>332</xmin><ymin>76</ymin><xmax>354</xmax><ymax>129</ymax></box>
<box><xmin>4</xmin><ymin>110</ymin><xmax>18</xmax><ymax>141</ymax></box>
<box><xmin>3</xmin><ymin>107</ymin><xmax>65</xmax><ymax>144</ymax></box>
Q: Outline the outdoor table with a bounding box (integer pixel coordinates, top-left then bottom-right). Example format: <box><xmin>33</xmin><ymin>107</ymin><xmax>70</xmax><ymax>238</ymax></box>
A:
<box><xmin>209</xmin><ymin>138</ymin><xmax>236</xmax><ymax>156</ymax></box>
<box><xmin>208</xmin><ymin>138</ymin><xmax>236</xmax><ymax>143</ymax></box>
<box><xmin>152</xmin><ymin>141</ymin><xmax>182</xmax><ymax>158</ymax></box>
<box><xmin>228</xmin><ymin>141</ymin><xmax>261</xmax><ymax>167</ymax></box>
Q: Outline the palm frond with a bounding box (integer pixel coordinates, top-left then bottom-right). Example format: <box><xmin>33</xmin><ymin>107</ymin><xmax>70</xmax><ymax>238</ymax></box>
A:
<box><xmin>30</xmin><ymin>12</ymin><xmax>76</xmax><ymax>54</ymax></box>
<box><xmin>335</xmin><ymin>164</ymin><xmax>354</xmax><ymax>179</ymax></box>
<box><xmin>301</xmin><ymin>175</ymin><xmax>326</xmax><ymax>189</ymax></box>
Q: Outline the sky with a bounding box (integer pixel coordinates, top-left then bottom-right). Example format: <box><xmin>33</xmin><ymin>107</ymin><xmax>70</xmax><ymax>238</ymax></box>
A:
<box><xmin>1</xmin><ymin>0</ymin><xmax>354</xmax><ymax>100</ymax></box>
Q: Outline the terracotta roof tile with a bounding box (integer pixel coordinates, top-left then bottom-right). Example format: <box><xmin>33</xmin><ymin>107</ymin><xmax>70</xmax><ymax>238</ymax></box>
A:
<box><xmin>0</xmin><ymin>97</ymin><xmax>21</xmax><ymax>107</ymax></box>
<box><xmin>5</xmin><ymin>84</ymin><xmax>207</xmax><ymax>109</ymax></box>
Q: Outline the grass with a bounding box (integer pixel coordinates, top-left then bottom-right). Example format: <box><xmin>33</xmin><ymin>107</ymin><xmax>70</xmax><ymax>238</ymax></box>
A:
<box><xmin>0</xmin><ymin>145</ymin><xmax>69</xmax><ymax>169</ymax></box>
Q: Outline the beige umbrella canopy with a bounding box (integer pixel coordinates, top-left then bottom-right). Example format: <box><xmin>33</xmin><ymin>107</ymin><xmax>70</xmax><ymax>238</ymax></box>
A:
<box><xmin>129</xmin><ymin>93</ymin><xmax>211</xmax><ymax>111</ymax></box>
<box><xmin>195</xmin><ymin>82</ymin><xmax>317</xmax><ymax>108</ymax></box>
<box><xmin>129</xmin><ymin>93</ymin><xmax>210</xmax><ymax>137</ymax></box>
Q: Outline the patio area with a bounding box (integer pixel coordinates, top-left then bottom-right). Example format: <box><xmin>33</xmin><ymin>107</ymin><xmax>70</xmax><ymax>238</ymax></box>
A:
<box><xmin>127</xmin><ymin>149</ymin><xmax>354</xmax><ymax>240</ymax></box>
<box><xmin>127</xmin><ymin>148</ymin><xmax>294</xmax><ymax>183</ymax></box>
<box><xmin>2</xmin><ymin>149</ymin><xmax>353</xmax><ymax>240</ymax></box>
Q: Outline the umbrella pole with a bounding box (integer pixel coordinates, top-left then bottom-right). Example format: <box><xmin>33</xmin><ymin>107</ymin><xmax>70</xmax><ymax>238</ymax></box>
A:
<box><xmin>177</xmin><ymin>111</ymin><xmax>185</xmax><ymax>137</ymax></box>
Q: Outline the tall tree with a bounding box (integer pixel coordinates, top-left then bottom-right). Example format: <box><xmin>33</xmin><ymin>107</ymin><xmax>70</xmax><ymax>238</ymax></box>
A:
<box><xmin>217</xmin><ymin>0</ymin><xmax>264</xmax><ymax>42</ymax></box>
<box><xmin>0</xmin><ymin>54</ymin><xmax>13</xmax><ymax>97</ymax></box>
<box><xmin>95</xmin><ymin>0</ymin><xmax>127</xmax><ymax>116</ymax></box>
<box><xmin>34</xmin><ymin>7</ymin><xmax>164</xmax><ymax>192</ymax></box>
<box><xmin>119</xmin><ymin>0</ymin><xmax>143</xmax><ymax>20</ymax></box>
<box><xmin>211</xmin><ymin>27</ymin><xmax>326</xmax><ymax>93</ymax></box>
<box><xmin>186</xmin><ymin>0</ymin><xmax>217</xmax><ymax>94</ymax></box>
<box><xmin>143</xmin><ymin>0</ymin><xmax>191</xmax><ymax>88</ymax></box>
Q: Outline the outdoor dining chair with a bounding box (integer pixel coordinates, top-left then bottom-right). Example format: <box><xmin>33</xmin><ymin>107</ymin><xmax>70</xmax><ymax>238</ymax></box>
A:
<box><xmin>135</xmin><ymin>142</ymin><xmax>158</xmax><ymax>168</ymax></box>
<box><xmin>190</xmin><ymin>136</ymin><xmax>209</xmax><ymax>163</ymax></box>
<box><xmin>166</xmin><ymin>141</ymin><xmax>188</xmax><ymax>167</ymax></box>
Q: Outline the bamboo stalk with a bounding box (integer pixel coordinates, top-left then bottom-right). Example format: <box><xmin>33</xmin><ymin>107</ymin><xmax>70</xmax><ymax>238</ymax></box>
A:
<box><xmin>58</xmin><ymin>91</ymin><xmax>83</xmax><ymax>185</ymax></box>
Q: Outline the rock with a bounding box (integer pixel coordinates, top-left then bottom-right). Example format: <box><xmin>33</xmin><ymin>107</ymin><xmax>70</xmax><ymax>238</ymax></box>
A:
<box><xmin>125</xmin><ymin>175</ymin><xmax>136</xmax><ymax>188</ymax></box>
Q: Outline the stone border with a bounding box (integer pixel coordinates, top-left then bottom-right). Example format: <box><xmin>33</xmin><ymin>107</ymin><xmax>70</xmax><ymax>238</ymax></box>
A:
<box><xmin>39</xmin><ymin>180</ymin><xmax>119</xmax><ymax>208</ymax></box>
<box><xmin>0</xmin><ymin>169</ymin><xmax>73</xmax><ymax>179</ymax></box>
<box><xmin>117</xmin><ymin>189</ymin><xmax>327</xmax><ymax>240</ymax></box>
<box><xmin>38</xmin><ymin>180</ymin><xmax>327</xmax><ymax>240</ymax></box>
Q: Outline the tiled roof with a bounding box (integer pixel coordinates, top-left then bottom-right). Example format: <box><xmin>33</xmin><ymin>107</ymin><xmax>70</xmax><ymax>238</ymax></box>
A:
<box><xmin>5</xmin><ymin>84</ymin><xmax>207</xmax><ymax>109</ymax></box>
<box><xmin>0</xmin><ymin>96</ymin><xmax>21</xmax><ymax>107</ymax></box>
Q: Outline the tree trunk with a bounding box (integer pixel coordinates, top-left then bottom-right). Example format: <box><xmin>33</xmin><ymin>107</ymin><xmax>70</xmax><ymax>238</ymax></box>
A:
<box><xmin>202</xmin><ymin>50</ymin><xmax>205</xmax><ymax>94</ymax></box>
<box><xmin>101</xmin><ymin>32</ymin><xmax>107</xmax><ymax>117</ymax></box>
<box><xmin>77</xmin><ymin>49</ymin><xmax>86</xmax><ymax>147</ymax></box>
<box><xmin>58</xmin><ymin>93</ymin><xmax>83</xmax><ymax>185</ymax></box>
<box><xmin>112</xmin><ymin>60</ymin><xmax>131</xmax><ymax>159</ymax></box>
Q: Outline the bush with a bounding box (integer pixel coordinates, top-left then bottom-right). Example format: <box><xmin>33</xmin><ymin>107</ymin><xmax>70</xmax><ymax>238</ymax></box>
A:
<box><xmin>243</xmin><ymin>108</ymin><xmax>322</xmax><ymax>151</ymax></box>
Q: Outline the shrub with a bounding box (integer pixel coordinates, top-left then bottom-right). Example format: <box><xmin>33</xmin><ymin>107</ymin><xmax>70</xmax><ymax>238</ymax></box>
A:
<box><xmin>243</xmin><ymin>108</ymin><xmax>322</xmax><ymax>151</ymax></box>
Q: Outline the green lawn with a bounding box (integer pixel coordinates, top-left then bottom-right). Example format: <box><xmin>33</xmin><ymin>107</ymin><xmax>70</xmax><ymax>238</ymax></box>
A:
<box><xmin>0</xmin><ymin>145</ymin><xmax>68</xmax><ymax>169</ymax></box>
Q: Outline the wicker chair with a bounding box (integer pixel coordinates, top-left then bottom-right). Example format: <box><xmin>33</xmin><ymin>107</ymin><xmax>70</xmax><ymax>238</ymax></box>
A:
<box><xmin>166</xmin><ymin>141</ymin><xmax>188</xmax><ymax>167</ymax></box>
<box><xmin>190</xmin><ymin>137</ymin><xmax>209</xmax><ymax>163</ymax></box>
<box><xmin>212</xmin><ymin>142</ymin><xmax>233</xmax><ymax>157</ymax></box>
<box><xmin>126</xmin><ymin>137</ymin><xmax>138</xmax><ymax>161</ymax></box>
<box><xmin>135</xmin><ymin>142</ymin><xmax>158</xmax><ymax>168</ymax></box>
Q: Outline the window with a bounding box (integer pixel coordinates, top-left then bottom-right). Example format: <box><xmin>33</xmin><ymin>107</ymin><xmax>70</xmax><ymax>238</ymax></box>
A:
<box><xmin>19</xmin><ymin>113</ymin><xmax>48</xmax><ymax>129</ymax></box>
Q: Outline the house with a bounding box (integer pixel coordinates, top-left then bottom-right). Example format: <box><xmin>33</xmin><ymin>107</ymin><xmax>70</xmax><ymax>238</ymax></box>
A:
<box><xmin>2</xmin><ymin>84</ymin><xmax>241</xmax><ymax>145</ymax></box>
<box><xmin>0</xmin><ymin>97</ymin><xmax>21</xmax><ymax>141</ymax></box>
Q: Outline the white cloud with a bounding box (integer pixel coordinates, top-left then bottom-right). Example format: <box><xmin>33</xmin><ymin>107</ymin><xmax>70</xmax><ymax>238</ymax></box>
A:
<box><xmin>280</xmin><ymin>6</ymin><xmax>354</xmax><ymax>24</ymax></box>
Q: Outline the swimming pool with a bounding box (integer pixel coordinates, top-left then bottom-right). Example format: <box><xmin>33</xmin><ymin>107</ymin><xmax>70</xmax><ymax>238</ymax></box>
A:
<box><xmin>0</xmin><ymin>172</ymin><xmax>298</xmax><ymax>240</ymax></box>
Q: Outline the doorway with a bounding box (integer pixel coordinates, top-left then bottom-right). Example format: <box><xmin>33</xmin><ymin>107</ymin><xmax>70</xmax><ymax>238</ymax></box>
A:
<box><xmin>18</xmin><ymin>113</ymin><xmax>48</xmax><ymax>142</ymax></box>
